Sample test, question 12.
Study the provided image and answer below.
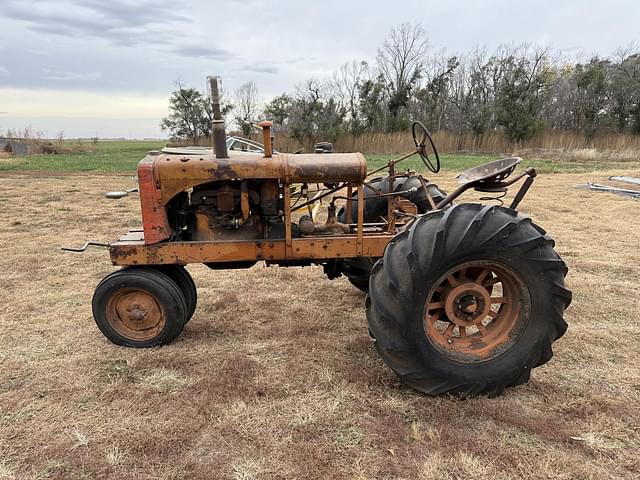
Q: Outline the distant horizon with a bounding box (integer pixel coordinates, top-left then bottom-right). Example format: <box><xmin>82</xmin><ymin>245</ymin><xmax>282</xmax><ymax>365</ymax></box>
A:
<box><xmin>0</xmin><ymin>134</ymin><xmax>168</xmax><ymax>141</ymax></box>
<box><xmin>0</xmin><ymin>115</ymin><xmax>167</xmax><ymax>139</ymax></box>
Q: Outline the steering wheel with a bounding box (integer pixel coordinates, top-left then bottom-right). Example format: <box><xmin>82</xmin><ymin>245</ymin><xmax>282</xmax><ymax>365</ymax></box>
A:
<box><xmin>412</xmin><ymin>121</ymin><xmax>441</xmax><ymax>173</ymax></box>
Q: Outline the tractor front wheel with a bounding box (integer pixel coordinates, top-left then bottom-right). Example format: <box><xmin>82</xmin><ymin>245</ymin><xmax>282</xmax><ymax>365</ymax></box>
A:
<box><xmin>367</xmin><ymin>204</ymin><xmax>571</xmax><ymax>396</ymax></box>
<box><xmin>92</xmin><ymin>267</ymin><xmax>188</xmax><ymax>347</ymax></box>
<box><xmin>153</xmin><ymin>265</ymin><xmax>197</xmax><ymax>323</ymax></box>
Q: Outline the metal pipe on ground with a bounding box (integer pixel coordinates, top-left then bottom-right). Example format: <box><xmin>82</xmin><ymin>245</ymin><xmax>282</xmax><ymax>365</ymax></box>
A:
<box><xmin>609</xmin><ymin>176</ymin><xmax>640</xmax><ymax>186</ymax></box>
<box><xmin>575</xmin><ymin>182</ymin><xmax>640</xmax><ymax>199</ymax></box>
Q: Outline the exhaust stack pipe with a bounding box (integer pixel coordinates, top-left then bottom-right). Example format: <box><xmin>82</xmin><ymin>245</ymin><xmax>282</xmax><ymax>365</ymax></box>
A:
<box><xmin>208</xmin><ymin>75</ymin><xmax>228</xmax><ymax>159</ymax></box>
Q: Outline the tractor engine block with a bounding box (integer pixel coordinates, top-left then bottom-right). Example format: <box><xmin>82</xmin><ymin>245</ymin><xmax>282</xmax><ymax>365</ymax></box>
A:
<box><xmin>167</xmin><ymin>180</ymin><xmax>287</xmax><ymax>242</ymax></box>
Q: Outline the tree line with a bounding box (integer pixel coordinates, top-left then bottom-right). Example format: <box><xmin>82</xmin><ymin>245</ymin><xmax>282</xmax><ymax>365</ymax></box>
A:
<box><xmin>162</xmin><ymin>23</ymin><xmax>640</xmax><ymax>145</ymax></box>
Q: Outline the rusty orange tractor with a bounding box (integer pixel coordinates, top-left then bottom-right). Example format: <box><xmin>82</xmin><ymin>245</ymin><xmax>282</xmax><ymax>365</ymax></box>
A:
<box><xmin>70</xmin><ymin>76</ymin><xmax>571</xmax><ymax>397</ymax></box>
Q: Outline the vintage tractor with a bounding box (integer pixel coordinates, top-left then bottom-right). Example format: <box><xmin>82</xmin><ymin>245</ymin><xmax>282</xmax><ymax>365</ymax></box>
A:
<box><xmin>70</xmin><ymin>77</ymin><xmax>571</xmax><ymax>397</ymax></box>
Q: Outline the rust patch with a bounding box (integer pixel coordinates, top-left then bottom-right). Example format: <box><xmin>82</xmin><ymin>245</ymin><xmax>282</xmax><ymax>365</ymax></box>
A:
<box><xmin>137</xmin><ymin>159</ymin><xmax>171</xmax><ymax>244</ymax></box>
<box><xmin>423</xmin><ymin>261</ymin><xmax>529</xmax><ymax>363</ymax></box>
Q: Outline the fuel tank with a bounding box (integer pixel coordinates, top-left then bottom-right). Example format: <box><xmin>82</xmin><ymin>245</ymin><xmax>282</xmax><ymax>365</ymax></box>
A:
<box><xmin>141</xmin><ymin>150</ymin><xmax>368</xmax><ymax>204</ymax></box>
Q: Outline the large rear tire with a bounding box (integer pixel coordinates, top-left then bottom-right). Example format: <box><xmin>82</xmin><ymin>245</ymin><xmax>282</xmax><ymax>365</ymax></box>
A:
<box><xmin>367</xmin><ymin>204</ymin><xmax>571</xmax><ymax>397</ymax></box>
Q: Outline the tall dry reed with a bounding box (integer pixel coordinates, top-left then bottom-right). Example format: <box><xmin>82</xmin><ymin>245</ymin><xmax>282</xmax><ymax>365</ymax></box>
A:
<box><xmin>175</xmin><ymin>130</ymin><xmax>640</xmax><ymax>161</ymax></box>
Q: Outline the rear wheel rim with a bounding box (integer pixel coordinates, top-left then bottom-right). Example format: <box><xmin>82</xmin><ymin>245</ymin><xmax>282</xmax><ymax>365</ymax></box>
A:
<box><xmin>106</xmin><ymin>288</ymin><xmax>166</xmax><ymax>341</ymax></box>
<box><xmin>423</xmin><ymin>261</ymin><xmax>526</xmax><ymax>363</ymax></box>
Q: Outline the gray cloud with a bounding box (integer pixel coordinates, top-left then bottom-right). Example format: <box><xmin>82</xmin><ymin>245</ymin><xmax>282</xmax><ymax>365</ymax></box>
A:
<box><xmin>80</xmin><ymin>0</ymin><xmax>191</xmax><ymax>26</ymax></box>
<box><xmin>42</xmin><ymin>68</ymin><xmax>101</xmax><ymax>82</ymax></box>
<box><xmin>0</xmin><ymin>66</ymin><xmax>9</xmax><ymax>77</ymax></box>
<box><xmin>285</xmin><ymin>56</ymin><xmax>318</xmax><ymax>64</ymax></box>
<box><xmin>4</xmin><ymin>2</ymin><xmax>126</xmax><ymax>40</ymax></box>
<box><xmin>243</xmin><ymin>64</ymin><xmax>279</xmax><ymax>75</ymax></box>
<box><xmin>3</xmin><ymin>0</ymin><xmax>189</xmax><ymax>35</ymax></box>
<box><xmin>172</xmin><ymin>45</ymin><xmax>234</xmax><ymax>60</ymax></box>
<box><xmin>2</xmin><ymin>0</ymin><xmax>220</xmax><ymax>57</ymax></box>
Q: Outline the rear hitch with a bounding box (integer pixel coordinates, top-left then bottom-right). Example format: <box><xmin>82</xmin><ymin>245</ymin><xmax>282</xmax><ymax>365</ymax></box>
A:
<box><xmin>61</xmin><ymin>241</ymin><xmax>110</xmax><ymax>253</ymax></box>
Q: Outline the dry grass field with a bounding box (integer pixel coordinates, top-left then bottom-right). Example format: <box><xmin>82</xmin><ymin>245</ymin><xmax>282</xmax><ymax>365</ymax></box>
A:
<box><xmin>1</xmin><ymin>169</ymin><xmax>639</xmax><ymax>479</ymax></box>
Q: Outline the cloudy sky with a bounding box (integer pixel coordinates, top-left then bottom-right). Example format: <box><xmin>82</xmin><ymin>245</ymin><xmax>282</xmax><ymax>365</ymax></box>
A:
<box><xmin>0</xmin><ymin>0</ymin><xmax>638</xmax><ymax>138</ymax></box>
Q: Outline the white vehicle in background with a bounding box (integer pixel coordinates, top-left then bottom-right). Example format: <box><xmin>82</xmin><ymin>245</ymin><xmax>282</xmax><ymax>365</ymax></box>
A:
<box><xmin>162</xmin><ymin>136</ymin><xmax>279</xmax><ymax>156</ymax></box>
<box><xmin>227</xmin><ymin>136</ymin><xmax>280</xmax><ymax>154</ymax></box>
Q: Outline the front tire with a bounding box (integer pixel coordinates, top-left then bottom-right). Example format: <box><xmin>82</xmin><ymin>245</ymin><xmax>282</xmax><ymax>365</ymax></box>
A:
<box><xmin>367</xmin><ymin>204</ymin><xmax>571</xmax><ymax>397</ymax></box>
<box><xmin>154</xmin><ymin>265</ymin><xmax>197</xmax><ymax>323</ymax></box>
<box><xmin>92</xmin><ymin>267</ymin><xmax>188</xmax><ymax>347</ymax></box>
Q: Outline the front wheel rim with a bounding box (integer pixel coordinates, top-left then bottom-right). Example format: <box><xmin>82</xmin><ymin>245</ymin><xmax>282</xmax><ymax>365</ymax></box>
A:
<box><xmin>423</xmin><ymin>261</ymin><xmax>529</xmax><ymax>363</ymax></box>
<box><xmin>106</xmin><ymin>288</ymin><xmax>166</xmax><ymax>341</ymax></box>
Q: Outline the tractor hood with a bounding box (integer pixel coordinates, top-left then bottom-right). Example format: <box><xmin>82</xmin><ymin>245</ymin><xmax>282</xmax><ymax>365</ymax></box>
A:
<box><xmin>140</xmin><ymin>150</ymin><xmax>368</xmax><ymax>205</ymax></box>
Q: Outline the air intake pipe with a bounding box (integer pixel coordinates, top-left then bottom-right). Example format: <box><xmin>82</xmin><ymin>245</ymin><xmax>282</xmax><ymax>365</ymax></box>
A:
<box><xmin>207</xmin><ymin>75</ymin><xmax>228</xmax><ymax>159</ymax></box>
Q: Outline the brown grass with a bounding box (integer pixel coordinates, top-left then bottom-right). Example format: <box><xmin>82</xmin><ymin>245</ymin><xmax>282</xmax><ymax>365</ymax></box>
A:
<box><xmin>0</xmin><ymin>171</ymin><xmax>639</xmax><ymax>479</ymax></box>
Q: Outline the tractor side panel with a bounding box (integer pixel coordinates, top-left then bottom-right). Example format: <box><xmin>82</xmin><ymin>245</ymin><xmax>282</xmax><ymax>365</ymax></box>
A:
<box><xmin>154</xmin><ymin>152</ymin><xmax>368</xmax><ymax>204</ymax></box>
<box><xmin>138</xmin><ymin>159</ymin><xmax>172</xmax><ymax>244</ymax></box>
